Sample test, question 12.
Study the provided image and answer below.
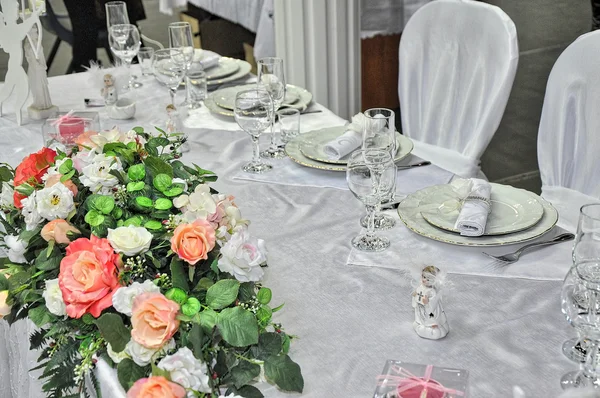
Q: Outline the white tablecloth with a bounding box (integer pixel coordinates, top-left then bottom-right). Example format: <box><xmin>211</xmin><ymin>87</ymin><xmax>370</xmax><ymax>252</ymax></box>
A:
<box><xmin>0</xmin><ymin>70</ymin><xmax>576</xmax><ymax>398</ymax></box>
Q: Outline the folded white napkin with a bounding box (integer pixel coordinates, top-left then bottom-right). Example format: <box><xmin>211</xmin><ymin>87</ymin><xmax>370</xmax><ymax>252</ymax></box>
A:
<box><xmin>323</xmin><ymin>113</ymin><xmax>365</xmax><ymax>160</ymax></box>
<box><xmin>453</xmin><ymin>178</ymin><xmax>492</xmax><ymax>236</ymax></box>
<box><xmin>194</xmin><ymin>50</ymin><xmax>221</xmax><ymax>70</ymax></box>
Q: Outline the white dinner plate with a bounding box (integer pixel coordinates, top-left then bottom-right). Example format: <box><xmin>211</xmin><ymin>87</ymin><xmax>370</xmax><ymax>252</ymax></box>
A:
<box><xmin>421</xmin><ymin>184</ymin><xmax>545</xmax><ymax>236</ymax></box>
<box><xmin>205</xmin><ymin>58</ymin><xmax>240</xmax><ymax>80</ymax></box>
<box><xmin>298</xmin><ymin>126</ymin><xmax>413</xmax><ymax>165</ymax></box>
<box><xmin>205</xmin><ymin>93</ymin><xmax>234</xmax><ymax>117</ymax></box>
<box><xmin>398</xmin><ymin>184</ymin><xmax>558</xmax><ymax>247</ymax></box>
<box><xmin>206</xmin><ymin>58</ymin><xmax>252</xmax><ymax>86</ymax></box>
<box><xmin>214</xmin><ymin>85</ymin><xmax>301</xmax><ymax>110</ymax></box>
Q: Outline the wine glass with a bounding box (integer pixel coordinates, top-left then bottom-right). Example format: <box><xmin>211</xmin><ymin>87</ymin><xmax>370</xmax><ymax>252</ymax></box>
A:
<box><xmin>108</xmin><ymin>24</ymin><xmax>141</xmax><ymax>92</ymax></box>
<box><xmin>563</xmin><ymin>204</ymin><xmax>600</xmax><ymax>364</ymax></box>
<box><xmin>360</xmin><ymin>108</ymin><xmax>397</xmax><ymax>230</ymax></box>
<box><xmin>168</xmin><ymin>22</ymin><xmax>195</xmax><ymax>108</ymax></box>
<box><xmin>152</xmin><ymin>48</ymin><xmax>186</xmax><ymax>106</ymax></box>
<box><xmin>257</xmin><ymin>57</ymin><xmax>286</xmax><ymax>159</ymax></box>
<box><xmin>105</xmin><ymin>2</ymin><xmax>142</xmax><ymax>89</ymax></box>
<box><xmin>347</xmin><ymin>149</ymin><xmax>395</xmax><ymax>252</ymax></box>
<box><xmin>234</xmin><ymin>89</ymin><xmax>274</xmax><ymax>174</ymax></box>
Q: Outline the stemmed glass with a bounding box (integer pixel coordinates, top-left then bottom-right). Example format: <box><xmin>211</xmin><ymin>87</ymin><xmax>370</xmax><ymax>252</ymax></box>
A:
<box><xmin>108</xmin><ymin>24</ymin><xmax>141</xmax><ymax>92</ymax></box>
<box><xmin>234</xmin><ymin>89</ymin><xmax>274</xmax><ymax>174</ymax></box>
<box><xmin>152</xmin><ymin>49</ymin><xmax>186</xmax><ymax>106</ymax></box>
<box><xmin>168</xmin><ymin>22</ymin><xmax>195</xmax><ymax>108</ymax></box>
<box><xmin>105</xmin><ymin>1</ymin><xmax>142</xmax><ymax>88</ymax></box>
<box><xmin>360</xmin><ymin>108</ymin><xmax>397</xmax><ymax>230</ymax></box>
<box><xmin>347</xmin><ymin>149</ymin><xmax>395</xmax><ymax>252</ymax></box>
<box><xmin>257</xmin><ymin>57</ymin><xmax>286</xmax><ymax>159</ymax></box>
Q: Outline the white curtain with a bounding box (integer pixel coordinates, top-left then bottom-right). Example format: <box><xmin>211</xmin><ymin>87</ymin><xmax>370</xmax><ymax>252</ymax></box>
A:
<box><xmin>538</xmin><ymin>31</ymin><xmax>600</xmax><ymax>232</ymax></box>
<box><xmin>398</xmin><ymin>0</ymin><xmax>518</xmax><ymax>178</ymax></box>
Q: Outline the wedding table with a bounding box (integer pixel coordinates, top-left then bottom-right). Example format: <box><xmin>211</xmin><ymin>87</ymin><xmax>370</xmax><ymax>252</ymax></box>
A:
<box><xmin>0</xmin><ymin>68</ymin><xmax>576</xmax><ymax>397</ymax></box>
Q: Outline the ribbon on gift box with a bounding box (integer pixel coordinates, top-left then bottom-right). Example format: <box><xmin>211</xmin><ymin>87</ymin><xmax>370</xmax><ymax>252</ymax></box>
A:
<box><xmin>50</xmin><ymin>110</ymin><xmax>87</xmax><ymax>143</ymax></box>
<box><xmin>376</xmin><ymin>365</ymin><xmax>465</xmax><ymax>398</ymax></box>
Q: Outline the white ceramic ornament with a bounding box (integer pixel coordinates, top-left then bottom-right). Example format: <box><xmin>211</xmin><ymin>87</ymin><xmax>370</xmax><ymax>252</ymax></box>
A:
<box><xmin>25</xmin><ymin>23</ymin><xmax>58</xmax><ymax>120</ymax></box>
<box><xmin>411</xmin><ymin>265</ymin><xmax>449</xmax><ymax>340</ymax></box>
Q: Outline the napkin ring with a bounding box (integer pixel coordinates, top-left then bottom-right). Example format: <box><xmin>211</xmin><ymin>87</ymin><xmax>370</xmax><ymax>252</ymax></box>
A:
<box><xmin>464</xmin><ymin>195</ymin><xmax>492</xmax><ymax>213</ymax></box>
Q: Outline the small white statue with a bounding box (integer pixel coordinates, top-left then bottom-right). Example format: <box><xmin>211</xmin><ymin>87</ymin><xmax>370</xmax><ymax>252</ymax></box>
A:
<box><xmin>412</xmin><ymin>265</ymin><xmax>449</xmax><ymax>340</ymax></box>
<box><xmin>101</xmin><ymin>74</ymin><xmax>118</xmax><ymax>106</ymax></box>
<box><xmin>24</xmin><ymin>23</ymin><xmax>58</xmax><ymax>119</ymax></box>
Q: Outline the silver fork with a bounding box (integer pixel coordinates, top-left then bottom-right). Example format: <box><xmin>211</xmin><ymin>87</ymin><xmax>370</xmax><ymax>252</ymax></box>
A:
<box><xmin>483</xmin><ymin>233</ymin><xmax>574</xmax><ymax>266</ymax></box>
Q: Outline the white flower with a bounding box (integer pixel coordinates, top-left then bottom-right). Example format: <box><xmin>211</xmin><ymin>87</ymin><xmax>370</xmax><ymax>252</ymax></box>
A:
<box><xmin>90</xmin><ymin>129</ymin><xmax>124</xmax><ymax>149</ymax></box>
<box><xmin>79</xmin><ymin>153</ymin><xmax>123</xmax><ymax>194</ymax></box>
<box><xmin>4</xmin><ymin>235</ymin><xmax>27</xmax><ymax>263</ymax></box>
<box><xmin>174</xmin><ymin>184</ymin><xmax>217</xmax><ymax>220</ymax></box>
<box><xmin>0</xmin><ymin>181</ymin><xmax>14</xmax><ymax>209</ymax></box>
<box><xmin>42</xmin><ymin>279</ymin><xmax>66</xmax><ymax>316</ymax></box>
<box><xmin>36</xmin><ymin>183</ymin><xmax>75</xmax><ymax>220</ymax></box>
<box><xmin>107</xmin><ymin>343</ymin><xmax>130</xmax><ymax>364</ymax></box>
<box><xmin>21</xmin><ymin>192</ymin><xmax>42</xmax><ymax>231</ymax></box>
<box><xmin>217</xmin><ymin>228</ymin><xmax>267</xmax><ymax>282</ymax></box>
<box><xmin>73</xmin><ymin>149</ymin><xmax>97</xmax><ymax>173</ymax></box>
<box><xmin>107</xmin><ymin>226</ymin><xmax>153</xmax><ymax>256</ymax></box>
<box><xmin>112</xmin><ymin>280</ymin><xmax>160</xmax><ymax>316</ymax></box>
<box><xmin>157</xmin><ymin>347</ymin><xmax>211</xmax><ymax>394</ymax></box>
<box><xmin>125</xmin><ymin>338</ymin><xmax>175</xmax><ymax>367</ymax></box>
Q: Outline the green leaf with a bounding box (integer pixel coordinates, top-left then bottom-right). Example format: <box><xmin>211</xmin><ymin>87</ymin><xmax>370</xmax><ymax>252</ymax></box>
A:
<box><xmin>144</xmin><ymin>220</ymin><xmax>163</xmax><ymax>230</ymax></box>
<box><xmin>252</xmin><ymin>332</ymin><xmax>282</xmax><ymax>360</ymax></box>
<box><xmin>151</xmin><ymin>363</ymin><xmax>171</xmax><ymax>378</ymax></box>
<box><xmin>170</xmin><ymin>258</ymin><xmax>189</xmax><ymax>291</ymax></box>
<box><xmin>128</xmin><ymin>164</ymin><xmax>146</xmax><ymax>181</ymax></box>
<box><xmin>256</xmin><ymin>306</ymin><xmax>272</xmax><ymax>326</ymax></box>
<box><xmin>135</xmin><ymin>196</ymin><xmax>153</xmax><ymax>209</ymax></box>
<box><xmin>109</xmin><ymin>169</ymin><xmax>126</xmax><ymax>184</ymax></box>
<box><xmin>272</xmin><ymin>302</ymin><xmax>285</xmax><ymax>313</ymax></box>
<box><xmin>15</xmin><ymin>182</ymin><xmax>34</xmax><ymax>196</ymax></box>
<box><xmin>60</xmin><ymin>169</ymin><xmax>76</xmax><ymax>183</ymax></box>
<box><xmin>132</xmin><ymin>126</ymin><xmax>144</xmax><ymax>134</ymax></box>
<box><xmin>154</xmin><ymin>198</ymin><xmax>173</xmax><ymax>210</ymax></box>
<box><xmin>58</xmin><ymin>159</ymin><xmax>73</xmax><ymax>174</ymax></box>
<box><xmin>217</xmin><ymin>307</ymin><xmax>259</xmax><ymax>347</ymax></box>
<box><xmin>230</xmin><ymin>361</ymin><xmax>261</xmax><ymax>389</ymax></box>
<box><xmin>257</xmin><ymin>288</ymin><xmax>272</xmax><ymax>305</ymax></box>
<box><xmin>238</xmin><ymin>282</ymin><xmax>255</xmax><ymax>302</ymax></box>
<box><xmin>82</xmin><ymin>313</ymin><xmax>96</xmax><ymax>325</ymax></box>
<box><xmin>35</xmin><ymin>247</ymin><xmax>61</xmax><ymax>271</ymax></box>
<box><xmin>0</xmin><ymin>166</ymin><xmax>13</xmax><ymax>182</ymax></box>
<box><xmin>123</xmin><ymin>216</ymin><xmax>143</xmax><ymax>227</ymax></box>
<box><xmin>147</xmin><ymin>137</ymin><xmax>170</xmax><ymax>150</ymax></box>
<box><xmin>187</xmin><ymin>323</ymin><xmax>205</xmax><ymax>359</ymax></box>
<box><xmin>0</xmin><ymin>273</ymin><xmax>8</xmax><ymax>291</ymax></box>
<box><xmin>28</xmin><ymin>305</ymin><xmax>55</xmax><ymax>327</ymax></box>
<box><xmin>282</xmin><ymin>333</ymin><xmax>291</xmax><ymax>354</ymax></box>
<box><xmin>94</xmin><ymin>196</ymin><xmax>115</xmax><ymax>215</ymax></box>
<box><xmin>162</xmin><ymin>186</ymin><xmax>183</xmax><ymax>197</ymax></box>
<box><xmin>264</xmin><ymin>355</ymin><xmax>304</xmax><ymax>392</ymax></box>
<box><xmin>85</xmin><ymin>210</ymin><xmax>105</xmax><ymax>227</ymax></box>
<box><xmin>193</xmin><ymin>277</ymin><xmax>214</xmax><ymax>292</ymax></box>
<box><xmin>117</xmin><ymin>359</ymin><xmax>147</xmax><ymax>391</ymax></box>
<box><xmin>127</xmin><ymin>181</ymin><xmax>145</xmax><ymax>192</ymax></box>
<box><xmin>182</xmin><ymin>297</ymin><xmax>201</xmax><ymax>316</ymax></box>
<box><xmin>144</xmin><ymin>156</ymin><xmax>173</xmax><ymax>178</ymax></box>
<box><xmin>165</xmin><ymin>287</ymin><xmax>187</xmax><ymax>305</ymax></box>
<box><xmin>206</xmin><ymin>279</ymin><xmax>240</xmax><ymax>310</ymax></box>
<box><xmin>153</xmin><ymin>174</ymin><xmax>173</xmax><ymax>192</ymax></box>
<box><xmin>198</xmin><ymin>308</ymin><xmax>218</xmax><ymax>333</ymax></box>
<box><xmin>112</xmin><ymin>207</ymin><xmax>123</xmax><ymax>219</ymax></box>
<box><xmin>232</xmin><ymin>385</ymin><xmax>264</xmax><ymax>398</ymax></box>
<box><xmin>95</xmin><ymin>313</ymin><xmax>131</xmax><ymax>352</ymax></box>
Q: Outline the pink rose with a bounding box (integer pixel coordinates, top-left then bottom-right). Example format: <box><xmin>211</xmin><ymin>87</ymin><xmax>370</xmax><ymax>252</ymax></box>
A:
<box><xmin>41</xmin><ymin>219</ymin><xmax>80</xmax><ymax>244</ymax></box>
<box><xmin>58</xmin><ymin>235</ymin><xmax>121</xmax><ymax>318</ymax></box>
<box><xmin>127</xmin><ymin>376</ymin><xmax>186</xmax><ymax>398</ymax></box>
<box><xmin>131</xmin><ymin>292</ymin><xmax>180</xmax><ymax>349</ymax></box>
<box><xmin>170</xmin><ymin>219</ymin><xmax>216</xmax><ymax>265</ymax></box>
<box><xmin>74</xmin><ymin>130</ymin><xmax>99</xmax><ymax>150</ymax></box>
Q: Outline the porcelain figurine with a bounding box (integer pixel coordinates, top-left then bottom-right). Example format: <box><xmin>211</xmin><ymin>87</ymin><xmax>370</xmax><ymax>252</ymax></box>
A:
<box><xmin>412</xmin><ymin>265</ymin><xmax>449</xmax><ymax>340</ymax></box>
<box><xmin>25</xmin><ymin>24</ymin><xmax>58</xmax><ymax>119</ymax></box>
<box><xmin>101</xmin><ymin>74</ymin><xmax>118</xmax><ymax>106</ymax></box>
<box><xmin>166</xmin><ymin>104</ymin><xmax>184</xmax><ymax>134</ymax></box>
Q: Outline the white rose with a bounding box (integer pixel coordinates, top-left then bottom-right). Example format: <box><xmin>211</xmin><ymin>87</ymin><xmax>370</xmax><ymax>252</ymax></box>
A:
<box><xmin>217</xmin><ymin>228</ymin><xmax>267</xmax><ymax>282</ymax></box>
<box><xmin>4</xmin><ymin>235</ymin><xmax>27</xmax><ymax>263</ymax></box>
<box><xmin>36</xmin><ymin>183</ymin><xmax>75</xmax><ymax>220</ymax></box>
<box><xmin>21</xmin><ymin>192</ymin><xmax>42</xmax><ymax>231</ymax></box>
<box><xmin>79</xmin><ymin>153</ymin><xmax>123</xmax><ymax>194</ymax></box>
<box><xmin>42</xmin><ymin>278</ymin><xmax>66</xmax><ymax>316</ymax></box>
<box><xmin>73</xmin><ymin>149</ymin><xmax>97</xmax><ymax>173</ymax></box>
<box><xmin>90</xmin><ymin>129</ymin><xmax>124</xmax><ymax>149</ymax></box>
<box><xmin>176</xmin><ymin>184</ymin><xmax>217</xmax><ymax>220</ymax></box>
<box><xmin>107</xmin><ymin>226</ymin><xmax>153</xmax><ymax>256</ymax></box>
<box><xmin>112</xmin><ymin>280</ymin><xmax>160</xmax><ymax>316</ymax></box>
<box><xmin>125</xmin><ymin>338</ymin><xmax>175</xmax><ymax>366</ymax></box>
<box><xmin>107</xmin><ymin>343</ymin><xmax>130</xmax><ymax>364</ymax></box>
<box><xmin>157</xmin><ymin>347</ymin><xmax>211</xmax><ymax>394</ymax></box>
<box><xmin>0</xmin><ymin>181</ymin><xmax>14</xmax><ymax>209</ymax></box>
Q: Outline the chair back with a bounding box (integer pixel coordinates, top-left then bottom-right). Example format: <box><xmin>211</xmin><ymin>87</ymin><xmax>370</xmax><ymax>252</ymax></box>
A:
<box><xmin>42</xmin><ymin>0</ymin><xmax>74</xmax><ymax>45</ymax></box>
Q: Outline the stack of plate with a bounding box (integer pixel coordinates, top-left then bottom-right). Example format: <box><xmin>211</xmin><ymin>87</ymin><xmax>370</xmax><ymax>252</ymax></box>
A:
<box><xmin>397</xmin><ymin>183</ymin><xmax>559</xmax><ymax>246</ymax></box>
<box><xmin>205</xmin><ymin>84</ymin><xmax>313</xmax><ymax>117</ymax></box>
<box><xmin>285</xmin><ymin>126</ymin><xmax>414</xmax><ymax>171</ymax></box>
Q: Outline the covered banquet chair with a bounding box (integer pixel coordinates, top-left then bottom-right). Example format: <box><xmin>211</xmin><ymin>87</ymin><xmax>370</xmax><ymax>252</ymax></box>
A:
<box><xmin>398</xmin><ymin>0</ymin><xmax>519</xmax><ymax>178</ymax></box>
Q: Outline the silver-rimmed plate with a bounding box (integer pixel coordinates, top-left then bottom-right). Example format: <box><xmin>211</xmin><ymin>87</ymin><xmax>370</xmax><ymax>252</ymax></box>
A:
<box><xmin>214</xmin><ymin>85</ymin><xmax>301</xmax><ymax>110</ymax></box>
<box><xmin>420</xmin><ymin>184</ymin><xmax>545</xmax><ymax>236</ymax></box>
<box><xmin>398</xmin><ymin>184</ymin><xmax>557</xmax><ymax>247</ymax></box>
<box><xmin>298</xmin><ymin>126</ymin><xmax>414</xmax><ymax>165</ymax></box>
<box><xmin>207</xmin><ymin>58</ymin><xmax>252</xmax><ymax>86</ymax></box>
<box><xmin>205</xmin><ymin>93</ymin><xmax>234</xmax><ymax>117</ymax></box>
<box><xmin>205</xmin><ymin>58</ymin><xmax>240</xmax><ymax>80</ymax></box>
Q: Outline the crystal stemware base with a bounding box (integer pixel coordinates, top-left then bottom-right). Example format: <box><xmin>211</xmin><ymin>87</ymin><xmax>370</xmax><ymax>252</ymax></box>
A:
<box><xmin>563</xmin><ymin>338</ymin><xmax>589</xmax><ymax>363</ymax></box>
<box><xmin>561</xmin><ymin>370</ymin><xmax>600</xmax><ymax>390</ymax></box>
<box><xmin>360</xmin><ymin>213</ymin><xmax>396</xmax><ymax>230</ymax></box>
<box><xmin>242</xmin><ymin>161</ymin><xmax>272</xmax><ymax>174</ymax></box>
<box><xmin>261</xmin><ymin>147</ymin><xmax>287</xmax><ymax>159</ymax></box>
<box><xmin>351</xmin><ymin>234</ymin><xmax>390</xmax><ymax>252</ymax></box>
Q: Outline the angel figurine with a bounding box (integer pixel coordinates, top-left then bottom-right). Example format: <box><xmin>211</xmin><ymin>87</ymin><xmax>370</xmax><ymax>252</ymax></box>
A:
<box><xmin>101</xmin><ymin>74</ymin><xmax>118</xmax><ymax>106</ymax></box>
<box><xmin>166</xmin><ymin>104</ymin><xmax>184</xmax><ymax>134</ymax></box>
<box><xmin>411</xmin><ymin>266</ymin><xmax>449</xmax><ymax>340</ymax></box>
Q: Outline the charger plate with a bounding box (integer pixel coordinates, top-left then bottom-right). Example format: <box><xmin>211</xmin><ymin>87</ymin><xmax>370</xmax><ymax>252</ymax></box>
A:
<box><xmin>206</xmin><ymin>58</ymin><xmax>252</xmax><ymax>85</ymax></box>
<box><xmin>214</xmin><ymin>85</ymin><xmax>301</xmax><ymax>110</ymax></box>
<box><xmin>421</xmin><ymin>184</ymin><xmax>544</xmax><ymax>236</ymax></box>
<box><xmin>398</xmin><ymin>184</ymin><xmax>558</xmax><ymax>246</ymax></box>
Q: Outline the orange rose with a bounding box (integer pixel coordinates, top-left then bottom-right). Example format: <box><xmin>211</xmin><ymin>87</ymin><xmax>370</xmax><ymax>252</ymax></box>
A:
<box><xmin>170</xmin><ymin>219</ymin><xmax>216</xmax><ymax>265</ymax></box>
<box><xmin>74</xmin><ymin>130</ymin><xmax>99</xmax><ymax>150</ymax></box>
<box><xmin>45</xmin><ymin>174</ymin><xmax>78</xmax><ymax>197</ymax></box>
<box><xmin>131</xmin><ymin>292</ymin><xmax>180</xmax><ymax>349</ymax></box>
<box><xmin>13</xmin><ymin>147</ymin><xmax>57</xmax><ymax>208</ymax></box>
<box><xmin>41</xmin><ymin>219</ymin><xmax>80</xmax><ymax>244</ymax></box>
<box><xmin>58</xmin><ymin>235</ymin><xmax>121</xmax><ymax>318</ymax></box>
<box><xmin>127</xmin><ymin>376</ymin><xmax>185</xmax><ymax>398</ymax></box>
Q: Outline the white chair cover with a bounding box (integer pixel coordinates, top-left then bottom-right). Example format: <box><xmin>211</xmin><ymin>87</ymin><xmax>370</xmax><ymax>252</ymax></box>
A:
<box><xmin>398</xmin><ymin>0</ymin><xmax>519</xmax><ymax>178</ymax></box>
<box><xmin>538</xmin><ymin>30</ymin><xmax>600</xmax><ymax>232</ymax></box>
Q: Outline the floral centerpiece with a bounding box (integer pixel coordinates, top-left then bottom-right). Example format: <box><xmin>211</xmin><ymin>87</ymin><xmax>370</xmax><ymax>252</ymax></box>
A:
<box><xmin>0</xmin><ymin>127</ymin><xmax>303</xmax><ymax>398</ymax></box>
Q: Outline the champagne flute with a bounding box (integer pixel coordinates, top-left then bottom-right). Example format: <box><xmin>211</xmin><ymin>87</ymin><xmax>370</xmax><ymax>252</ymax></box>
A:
<box><xmin>105</xmin><ymin>1</ymin><xmax>142</xmax><ymax>88</ymax></box>
<box><xmin>152</xmin><ymin>48</ymin><xmax>186</xmax><ymax>106</ymax></box>
<box><xmin>108</xmin><ymin>24</ymin><xmax>141</xmax><ymax>92</ymax></box>
<box><xmin>234</xmin><ymin>89</ymin><xmax>274</xmax><ymax>173</ymax></box>
<box><xmin>257</xmin><ymin>57</ymin><xmax>286</xmax><ymax>159</ymax></box>
<box><xmin>168</xmin><ymin>22</ymin><xmax>195</xmax><ymax>108</ymax></box>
